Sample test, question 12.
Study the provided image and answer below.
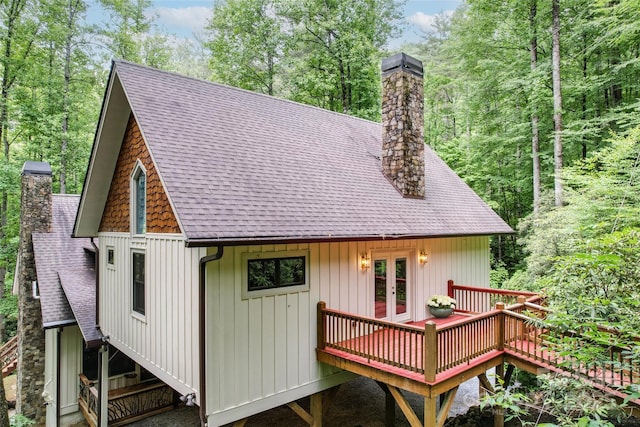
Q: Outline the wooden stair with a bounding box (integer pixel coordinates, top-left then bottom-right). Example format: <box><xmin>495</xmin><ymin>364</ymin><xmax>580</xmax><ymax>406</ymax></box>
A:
<box><xmin>0</xmin><ymin>336</ymin><xmax>18</xmax><ymax>377</ymax></box>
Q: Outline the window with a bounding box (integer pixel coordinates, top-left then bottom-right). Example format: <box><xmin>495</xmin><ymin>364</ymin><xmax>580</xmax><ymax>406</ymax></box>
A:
<box><xmin>242</xmin><ymin>251</ymin><xmax>309</xmax><ymax>298</ymax></box>
<box><xmin>107</xmin><ymin>248</ymin><xmax>115</xmax><ymax>267</ymax></box>
<box><xmin>132</xmin><ymin>251</ymin><xmax>145</xmax><ymax>315</ymax></box>
<box><xmin>132</xmin><ymin>164</ymin><xmax>146</xmax><ymax>235</ymax></box>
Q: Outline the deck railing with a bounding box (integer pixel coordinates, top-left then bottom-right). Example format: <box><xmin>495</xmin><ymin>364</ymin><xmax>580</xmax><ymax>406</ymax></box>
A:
<box><xmin>318</xmin><ymin>302</ymin><xmax>427</xmax><ymax>374</ymax></box>
<box><xmin>79</xmin><ymin>374</ymin><xmax>99</xmax><ymax>427</ymax></box>
<box><xmin>448</xmin><ymin>280</ymin><xmax>541</xmax><ymax>313</ymax></box>
<box><xmin>318</xmin><ymin>291</ymin><xmax>639</xmax><ymax>405</ymax></box>
<box><xmin>435</xmin><ymin>310</ymin><xmax>502</xmax><ymax>377</ymax></box>
<box><xmin>78</xmin><ymin>374</ymin><xmax>176</xmax><ymax>426</ymax></box>
<box><xmin>318</xmin><ymin>302</ymin><xmax>505</xmax><ymax>382</ymax></box>
<box><xmin>503</xmin><ymin>309</ymin><xmax>640</xmax><ymax>391</ymax></box>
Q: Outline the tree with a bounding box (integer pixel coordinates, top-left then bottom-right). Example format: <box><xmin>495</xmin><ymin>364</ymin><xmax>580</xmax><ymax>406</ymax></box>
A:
<box><xmin>205</xmin><ymin>0</ymin><xmax>404</xmax><ymax>120</ymax></box>
<box><xmin>0</xmin><ymin>1</ymin><xmax>40</xmax><ymax>425</ymax></box>
<box><xmin>98</xmin><ymin>0</ymin><xmax>171</xmax><ymax>68</ymax></box>
<box><xmin>207</xmin><ymin>0</ymin><xmax>285</xmax><ymax>95</ymax></box>
<box><xmin>284</xmin><ymin>0</ymin><xmax>403</xmax><ymax>119</ymax></box>
<box><xmin>551</xmin><ymin>0</ymin><xmax>564</xmax><ymax>206</ymax></box>
<box><xmin>530</xmin><ymin>0</ymin><xmax>541</xmax><ymax>214</ymax></box>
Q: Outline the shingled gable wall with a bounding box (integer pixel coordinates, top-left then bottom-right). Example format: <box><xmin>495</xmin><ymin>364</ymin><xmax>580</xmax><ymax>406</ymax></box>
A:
<box><xmin>16</xmin><ymin>162</ymin><xmax>51</xmax><ymax>425</ymax></box>
<box><xmin>381</xmin><ymin>53</ymin><xmax>425</xmax><ymax>198</ymax></box>
<box><xmin>100</xmin><ymin>114</ymin><xmax>180</xmax><ymax>233</ymax></box>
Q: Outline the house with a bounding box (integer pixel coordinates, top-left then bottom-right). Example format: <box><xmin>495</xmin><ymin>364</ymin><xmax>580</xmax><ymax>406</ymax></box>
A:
<box><xmin>16</xmin><ymin>52</ymin><xmax>513</xmax><ymax>427</ymax></box>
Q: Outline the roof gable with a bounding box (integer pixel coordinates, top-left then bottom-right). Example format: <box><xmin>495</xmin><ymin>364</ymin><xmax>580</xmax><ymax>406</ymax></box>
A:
<box><xmin>100</xmin><ymin>114</ymin><xmax>180</xmax><ymax>234</ymax></box>
<box><xmin>75</xmin><ymin>61</ymin><xmax>512</xmax><ymax>243</ymax></box>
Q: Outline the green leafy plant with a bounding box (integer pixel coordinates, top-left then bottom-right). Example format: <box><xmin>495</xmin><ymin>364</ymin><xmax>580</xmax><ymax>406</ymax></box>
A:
<box><xmin>10</xmin><ymin>414</ymin><xmax>34</xmax><ymax>427</ymax></box>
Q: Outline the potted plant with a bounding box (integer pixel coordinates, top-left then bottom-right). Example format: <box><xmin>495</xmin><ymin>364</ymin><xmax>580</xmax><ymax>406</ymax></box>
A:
<box><xmin>426</xmin><ymin>295</ymin><xmax>456</xmax><ymax>318</ymax></box>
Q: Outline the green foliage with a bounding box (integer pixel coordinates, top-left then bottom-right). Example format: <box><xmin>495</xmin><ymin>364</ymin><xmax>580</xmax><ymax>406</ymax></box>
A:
<box><xmin>534</xmin><ymin>375</ymin><xmax>620</xmax><ymax>427</ymax></box>
<box><xmin>480</xmin><ymin>376</ymin><xmax>532</xmax><ymax>425</ymax></box>
<box><xmin>10</xmin><ymin>414</ymin><xmax>34</xmax><ymax>427</ymax></box>
<box><xmin>207</xmin><ymin>0</ymin><xmax>286</xmax><ymax>96</ymax></box>
<box><xmin>205</xmin><ymin>0</ymin><xmax>403</xmax><ymax>120</ymax></box>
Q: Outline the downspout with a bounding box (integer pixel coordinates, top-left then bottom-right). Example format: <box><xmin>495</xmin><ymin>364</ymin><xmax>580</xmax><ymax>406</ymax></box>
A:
<box><xmin>90</xmin><ymin>238</ymin><xmax>99</xmax><ymax>328</ymax></box>
<box><xmin>199</xmin><ymin>246</ymin><xmax>224</xmax><ymax>427</ymax></box>
<box><xmin>56</xmin><ymin>328</ymin><xmax>62</xmax><ymax>427</ymax></box>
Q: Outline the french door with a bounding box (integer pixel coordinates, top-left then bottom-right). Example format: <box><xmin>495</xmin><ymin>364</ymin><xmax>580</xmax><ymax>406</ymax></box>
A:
<box><xmin>372</xmin><ymin>251</ymin><xmax>411</xmax><ymax>322</ymax></box>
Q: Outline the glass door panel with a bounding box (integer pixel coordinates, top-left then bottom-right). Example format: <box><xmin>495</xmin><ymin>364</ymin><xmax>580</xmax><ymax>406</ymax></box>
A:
<box><xmin>374</xmin><ymin>259</ymin><xmax>387</xmax><ymax>319</ymax></box>
<box><xmin>395</xmin><ymin>258</ymin><xmax>407</xmax><ymax>316</ymax></box>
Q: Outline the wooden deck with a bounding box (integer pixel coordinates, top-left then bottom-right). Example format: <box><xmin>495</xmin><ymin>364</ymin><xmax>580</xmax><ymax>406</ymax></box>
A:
<box><xmin>316</xmin><ymin>283</ymin><xmax>639</xmax><ymax>427</ymax></box>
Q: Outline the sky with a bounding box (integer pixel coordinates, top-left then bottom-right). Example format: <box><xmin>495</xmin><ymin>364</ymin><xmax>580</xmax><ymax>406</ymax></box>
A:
<box><xmin>145</xmin><ymin>0</ymin><xmax>463</xmax><ymax>46</ymax></box>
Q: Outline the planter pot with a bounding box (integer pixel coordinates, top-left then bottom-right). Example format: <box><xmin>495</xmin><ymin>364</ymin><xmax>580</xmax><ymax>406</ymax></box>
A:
<box><xmin>428</xmin><ymin>307</ymin><xmax>453</xmax><ymax>318</ymax></box>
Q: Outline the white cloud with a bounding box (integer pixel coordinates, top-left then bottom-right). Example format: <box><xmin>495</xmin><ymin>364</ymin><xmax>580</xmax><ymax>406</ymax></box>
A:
<box><xmin>406</xmin><ymin>10</ymin><xmax>453</xmax><ymax>33</ymax></box>
<box><xmin>153</xmin><ymin>6</ymin><xmax>212</xmax><ymax>35</ymax></box>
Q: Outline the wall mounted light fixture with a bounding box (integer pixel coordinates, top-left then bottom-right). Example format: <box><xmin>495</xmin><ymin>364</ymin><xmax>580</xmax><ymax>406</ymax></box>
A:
<box><xmin>360</xmin><ymin>254</ymin><xmax>371</xmax><ymax>271</ymax></box>
<box><xmin>418</xmin><ymin>251</ymin><xmax>428</xmax><ymax>265</ymax></box>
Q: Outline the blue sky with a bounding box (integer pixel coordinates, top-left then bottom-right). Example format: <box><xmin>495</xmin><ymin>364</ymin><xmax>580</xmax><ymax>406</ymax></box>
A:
<box><xmin>146</xmin><ymin>0</ymin><xmax>463</xmax><ymax>45</ymax></box>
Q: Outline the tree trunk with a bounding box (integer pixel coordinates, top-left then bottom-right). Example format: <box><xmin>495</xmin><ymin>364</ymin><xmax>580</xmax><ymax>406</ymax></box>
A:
<box><xmin>530</xmin><ymin>0</ymin><xmax>541</xmax><ymax>214</ymax></box>
<box><xmin>60</xmin><ymin>1</ymin><xmax>82</xmax><ymax>194</ymax></box>
<box><xmin>552</xmin><ymin>0</ymin><xmax>563</xmax><ymax>207</ymax></box>
<box><xmin>0</xmin><ymin>376</ymin><xmax>8</xmax><ymax>427</ymax></box>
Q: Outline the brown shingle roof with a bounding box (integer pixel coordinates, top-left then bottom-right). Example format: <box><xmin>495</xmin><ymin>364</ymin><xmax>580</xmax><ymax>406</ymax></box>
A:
<box><xmin>58</xmin><ymin>269</ymin><xmax>101</xmax><ymax>346</ymax></box>
<box><xmin>33</xmin><ymin>195</ymin><xmax>100</xmax><ymax>344</ymax></box>
<box><xmin>77</xmin><ymin>61</ymin><xmax>512</xmax><ymax>242</ymax></box>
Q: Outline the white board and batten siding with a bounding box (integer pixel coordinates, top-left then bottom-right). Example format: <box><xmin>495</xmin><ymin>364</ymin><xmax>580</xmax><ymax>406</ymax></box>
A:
<box><xmin>205</xmin><ymin>236</ymin><xmax>490</xmax><ymax>426</ymax></box>
<box><xmin>99</xmin><ymin>232</ymin><xmax>205</xmax><ymax>400</ymax></box>
<box><xmin>44</xmin><ymin>325</ymin><xmax>85</xmax><ymax>427</ymax></box>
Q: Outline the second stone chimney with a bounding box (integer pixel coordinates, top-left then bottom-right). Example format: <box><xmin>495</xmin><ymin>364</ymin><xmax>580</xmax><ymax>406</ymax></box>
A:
<box><xmin>381</xmin><ymin>53</ymin><xmax>425</xmax><ymax>198</ymax></box>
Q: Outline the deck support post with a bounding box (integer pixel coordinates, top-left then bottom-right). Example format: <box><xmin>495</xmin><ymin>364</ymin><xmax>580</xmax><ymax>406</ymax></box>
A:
<box><xmin>376</xmin><ymin>382</ymin><xmax>395</xmax><ymax>427</ymax></box>
<box><xmin>502</xmin><ymin>364</ymin><xmax>515</xmax><ymax>388</ymax></box>
<box><xmin>286</xmin><ymin>392</ymin><xmax>323</xmax><ymax>427</ymax></box>
<box><xmin>425</xmin><ymin>395</ymin><xmax>437</xmax><ymax>427</ymax></box>
<box><xmin>385</xmin><ymin>387</ymin><xmax>395</xmax><ymax>427</ymax></box>
<box><xmin>310</xmin><ymin>392</ymin><xmax>323</xmax><ymax>427</ymax></box>
<box><xmin>494</xmin><ymin>407</ymin><xmax>505</xmax><ymax>427</ymax></box>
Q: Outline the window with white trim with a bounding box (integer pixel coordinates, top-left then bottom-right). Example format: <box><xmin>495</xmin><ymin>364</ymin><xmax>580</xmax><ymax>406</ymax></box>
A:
<box><xmin>132</xmin><ymin>251</ymin><xmax>145</xmax><ymax>315</ymax></box>
<box><xmin>242</xmin><ymin>250</ymin><xmax>309</xmax><ymax>298</ymax></box>
<box><xmin>132</xmin><ymin>163</ymin><xmax>146</xmax><ymax>235</ymax></box>
<box><xmin>107</xmin><ymin>247</ymin><xmax>115</xmax><ymax>269</ymax></box>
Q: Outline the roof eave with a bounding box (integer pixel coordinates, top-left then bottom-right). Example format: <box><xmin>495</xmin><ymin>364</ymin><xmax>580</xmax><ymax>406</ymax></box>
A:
<box><xmin>184</xmin><ymin>230</ymin><xmax>515</xmax><ymax>248</ymax></box>
<box><xmin>73</xmin><ymin>63</ymin><xmax>131</xmax><ymax>238</ymax></box>
<box><xmin>43</xmin><ymin>319</ymin><xmax>77</xmax><ymax>329</ymax></box>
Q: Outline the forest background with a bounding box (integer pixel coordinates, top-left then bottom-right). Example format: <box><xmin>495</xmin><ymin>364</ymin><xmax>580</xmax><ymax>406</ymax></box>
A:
<box><xmin>0</xmin><ymin>0</ymin><xmax>639</xmax><ymax>421</ymax></box>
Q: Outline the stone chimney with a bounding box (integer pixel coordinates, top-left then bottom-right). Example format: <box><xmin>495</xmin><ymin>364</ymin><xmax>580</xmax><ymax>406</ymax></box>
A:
<box><xmin>16</xmin><ymin>161</ymin><xmax>51</xmax><ymax>425</ymax></box>
<box><xmin>381</xmin><ymin>53</ymin><xmax>425</xmax><ymax>198</ymax></box>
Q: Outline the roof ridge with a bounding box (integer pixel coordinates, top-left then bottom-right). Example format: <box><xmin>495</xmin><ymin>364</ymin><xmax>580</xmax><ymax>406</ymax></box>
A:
<box><xmin>113</xmin><ymin>60</ymin><xmax>381</xmax><ymax>127</ymax></box>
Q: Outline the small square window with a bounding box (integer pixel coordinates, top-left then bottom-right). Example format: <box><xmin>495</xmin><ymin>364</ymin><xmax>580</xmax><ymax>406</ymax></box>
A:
<box><xmin>107</xmin><ymin>248</ymin><xmax>115</xmax><ymax>266</ymax></box>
